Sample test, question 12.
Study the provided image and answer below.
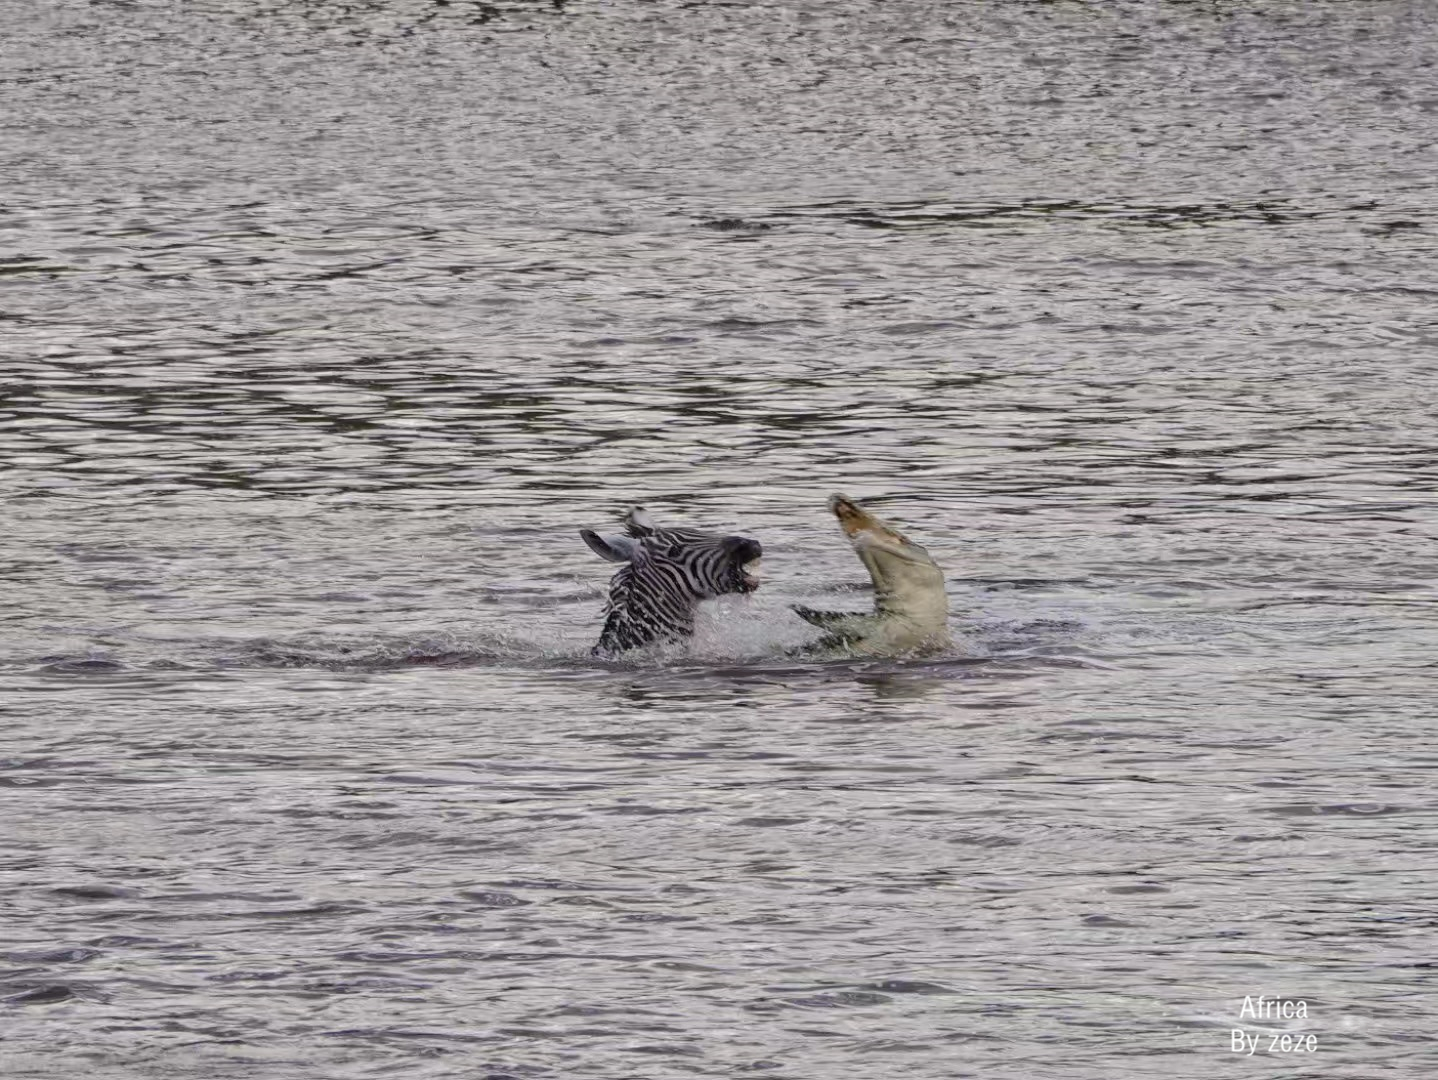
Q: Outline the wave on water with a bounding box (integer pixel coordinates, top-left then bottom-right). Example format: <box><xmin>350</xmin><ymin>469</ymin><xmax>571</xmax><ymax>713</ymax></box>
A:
<box><xmin>3</xmin><ymin>588</ymin><xmax>1110</xmax><ymax>679</ymax></box>
<box><xmin>10</xmin><ymin>622</ymin><xmax>1086</xmax><ymax>681</ymax></box>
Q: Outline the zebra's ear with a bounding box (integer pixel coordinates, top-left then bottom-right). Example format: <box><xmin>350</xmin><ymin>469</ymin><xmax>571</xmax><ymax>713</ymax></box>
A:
<box><xmin>581</xmin><ymin>529</ymin><xmax>641</xmax><ymax>563</ymax></box>
<box><xmin>623</xmin><ymin>507</ymin><xmax>658</xmax><ymax>537</ymax></box>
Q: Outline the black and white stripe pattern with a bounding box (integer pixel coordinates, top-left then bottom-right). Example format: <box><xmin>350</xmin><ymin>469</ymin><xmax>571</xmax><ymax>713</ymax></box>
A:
<box><xmin>581</xmin><ymin>508</ymin><xmax>761</xmax><ymax>656</ymax></box>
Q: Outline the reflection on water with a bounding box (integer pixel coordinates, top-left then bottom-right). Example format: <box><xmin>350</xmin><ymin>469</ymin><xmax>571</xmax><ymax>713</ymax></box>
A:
<box><xmin>4</xmin><ymin>0</ymin><xmax>1437</xmax><ymax>1077</ymax></box>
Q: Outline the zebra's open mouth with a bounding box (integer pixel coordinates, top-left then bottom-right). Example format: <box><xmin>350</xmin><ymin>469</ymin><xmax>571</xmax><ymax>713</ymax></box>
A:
<box><xmin>741</xmin><ymin>558</ymin><xmax>762</xmax><ymax>593</ymax></box>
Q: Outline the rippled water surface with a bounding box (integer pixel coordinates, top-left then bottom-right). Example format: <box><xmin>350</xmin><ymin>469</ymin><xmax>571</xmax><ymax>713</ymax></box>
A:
<box><xmin>4</xmin><ymin>1</ymin><xmax>1437</xmax><ymax>1077</ymax></box>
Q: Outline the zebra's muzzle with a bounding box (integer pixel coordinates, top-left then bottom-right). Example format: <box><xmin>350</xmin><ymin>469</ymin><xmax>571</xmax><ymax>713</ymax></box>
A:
<box><xmin>730</xmin><ymin>537</ymin><xmax>763</xmax><ymax>593</ymax></box>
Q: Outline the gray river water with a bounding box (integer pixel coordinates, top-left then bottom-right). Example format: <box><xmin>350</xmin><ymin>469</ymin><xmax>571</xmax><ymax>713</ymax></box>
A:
<box><xmin>3</xmin><ymin>1</ymin><xmax>1436</xmax><ymax>1077</ymax></box>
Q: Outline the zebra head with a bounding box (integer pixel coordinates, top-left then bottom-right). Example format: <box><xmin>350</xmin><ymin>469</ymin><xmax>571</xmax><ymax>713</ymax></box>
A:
<box><xmin>580</xmin><ymin>507</ymin><xmax>762</xmax><ymax>656</ymax></box>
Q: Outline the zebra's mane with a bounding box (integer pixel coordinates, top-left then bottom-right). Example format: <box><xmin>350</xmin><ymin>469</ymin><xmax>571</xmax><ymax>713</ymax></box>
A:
<box><xmin>624</xmin><ymin>510</ymin><xmax>713</xmax><ymax>548</ymax></box>
<box><xmin>601</xmin><ymin>555</ymin><xmax>640</xmax><ymax>618</ymax></box>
